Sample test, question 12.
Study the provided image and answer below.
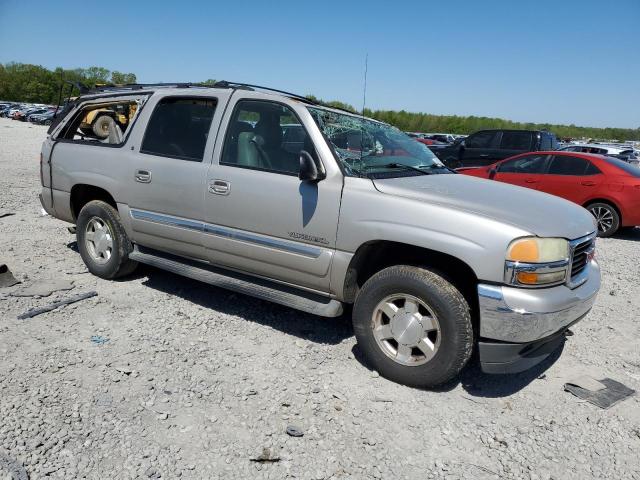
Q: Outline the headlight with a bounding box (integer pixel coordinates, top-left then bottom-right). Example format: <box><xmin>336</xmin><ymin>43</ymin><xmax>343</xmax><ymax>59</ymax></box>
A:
<box><xmin>506</xmin><ymin>237</ymin><xmax>569</xmax><ymax>263</ymax></box>
<box><xmin>505</xmin><ymin>237</ymin><xmax>570</xmax><ymax>287</ymax></box>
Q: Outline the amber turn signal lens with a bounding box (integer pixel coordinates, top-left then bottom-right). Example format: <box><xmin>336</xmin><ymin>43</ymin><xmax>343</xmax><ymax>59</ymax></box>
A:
<box><xmin>516</xmin><ymin>272</ymin><xmax>539</xmax><ymax>284</ymax></box>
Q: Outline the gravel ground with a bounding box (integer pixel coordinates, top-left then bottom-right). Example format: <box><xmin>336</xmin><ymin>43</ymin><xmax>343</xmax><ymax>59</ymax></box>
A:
<box><xmin>1</xmin><ymin>117</ymin><xmax>639</xmax><ymax>479</ymax></box>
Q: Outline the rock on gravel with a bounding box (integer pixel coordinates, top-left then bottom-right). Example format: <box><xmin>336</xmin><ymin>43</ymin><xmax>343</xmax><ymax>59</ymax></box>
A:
<box><xmin>1</xmin><ymin>117</ymin><xmax>640</xmax><ymax>479</ymax></box>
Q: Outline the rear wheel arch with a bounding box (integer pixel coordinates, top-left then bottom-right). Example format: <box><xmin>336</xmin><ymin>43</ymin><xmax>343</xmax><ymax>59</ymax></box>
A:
<box><xmin>70</xmin><ymin>184</ymin><xmax>117</xmax><ymax>221</ymax></box>
<box><xmin>583</xmin><ymin>198</ymin><xmax>621</xmax><ymax>220</ymax></box>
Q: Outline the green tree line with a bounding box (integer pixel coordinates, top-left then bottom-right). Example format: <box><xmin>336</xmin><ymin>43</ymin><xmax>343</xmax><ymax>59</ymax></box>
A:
<box><xmin>2</xmin><ymin>63</ymin><xmax>638</xmax><ymax>141</ymax></box>
<box><xmin>0</xmin><ymin>62</ymin><xmax>137</xmax><ymax>105</ymax></box>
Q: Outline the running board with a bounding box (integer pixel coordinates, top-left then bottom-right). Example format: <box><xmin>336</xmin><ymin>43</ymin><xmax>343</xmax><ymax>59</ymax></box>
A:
<box><xmin>128</xmin><ymin>246</ymin><xmax>343</xmax><ymax>317</ymax></box>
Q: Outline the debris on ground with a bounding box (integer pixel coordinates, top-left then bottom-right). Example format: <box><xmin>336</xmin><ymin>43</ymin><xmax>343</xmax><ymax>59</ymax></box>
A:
<box><xmin>90</xmin><ymin>335</ymin><xmax>110</xmax><ymax>345</ymax></box>
<box><xmin>250</xmin><ymin>448</ymin><xmax>281</xmax><ymax>463</ymax></box>
<box><xmin>0</xmin><ymin>452</ymin><xmax>29</xmax><ymax>480</ymax></box>
<box><xmin>0</xmin><ymin>264</ymin><xmax>20</xmax><ymax>288</ymax></box>
<box><xmin>17</xmin><ymin>290</ymin><xmax>97</xmax><ymax>319</ymax></box>
<box><xmin>564</xmin><ymin>376</ymin><xmax>636</xmax><ymax>409</ymax></box>
<box><xmin>12</xmin><ymin>278</ymin><xmax>74</xmax><ymax>297</ymax></box>
<box><xmin>285</xmin><ymin>425</ymin><xmax>304</xmax><ymax>437</ymax></box>
<box><xmin>0</xmin><ymin>212</ymin><xmax>16</xmax><ymax>219</ymax></box>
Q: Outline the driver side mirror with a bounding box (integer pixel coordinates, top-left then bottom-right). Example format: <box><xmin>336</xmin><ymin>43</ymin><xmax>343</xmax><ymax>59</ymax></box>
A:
<box><xmin>488</xmin><ymin>168</ymin><xmax>497</xmax><ymax>179</ymax></box>
<box><xmin>299</xmin><ymin>150</ymin><xmax>325</xmax><ymax>182</ymax></box>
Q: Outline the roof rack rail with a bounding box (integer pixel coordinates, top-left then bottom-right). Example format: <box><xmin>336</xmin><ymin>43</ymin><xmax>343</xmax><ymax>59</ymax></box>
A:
<box><xmin>213</xmin><ymin>81</ymin><xmax>319</xmax><ymax>105</ymax></box>
<box><xmin>83</xmin><ymin>80</ymin><xmax>327</xmax><ymax>108</ymax></box>
<box><xmin>87</xmin><ymin>82</ymin><xmax>202</xmax><ymax>93</ymax></box>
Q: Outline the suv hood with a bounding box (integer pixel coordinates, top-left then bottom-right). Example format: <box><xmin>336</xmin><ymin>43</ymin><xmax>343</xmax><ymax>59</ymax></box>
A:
<box><xmin>373</xmin><ymin>174</ymin><xmax>596</xmax><ymax>239</ymax></box>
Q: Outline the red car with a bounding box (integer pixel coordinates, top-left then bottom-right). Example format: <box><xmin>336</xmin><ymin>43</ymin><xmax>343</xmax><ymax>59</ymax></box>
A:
<box><xmin>460</xmin><ymin>151</ymin><xmax>640</xmax><ymax>237</ymax></box>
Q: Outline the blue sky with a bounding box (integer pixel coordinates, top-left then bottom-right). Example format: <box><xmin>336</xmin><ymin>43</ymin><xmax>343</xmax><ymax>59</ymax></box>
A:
<box><xmin>1</xmin><ymin>0</ymin><xmax>638</xmax><ymax>128</ymax></box>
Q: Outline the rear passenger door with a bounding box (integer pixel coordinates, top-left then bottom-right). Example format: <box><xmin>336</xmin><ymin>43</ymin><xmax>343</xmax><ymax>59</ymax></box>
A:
<box><xmin>537</xmin><ymin>155</ymin><xmax>603</xmax><ymax>205</ymax></box>
<box><xmin>124</xmin><ymin>93</ymin><xmax>230</xmax><ymax>259</ymax></box>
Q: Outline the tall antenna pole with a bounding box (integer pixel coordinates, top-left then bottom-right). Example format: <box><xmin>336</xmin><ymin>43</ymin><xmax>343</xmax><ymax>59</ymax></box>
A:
<box><xmin>362</xmin><ymin>53</ymin><xmax>368</xmax><ymax>116</ymax></box>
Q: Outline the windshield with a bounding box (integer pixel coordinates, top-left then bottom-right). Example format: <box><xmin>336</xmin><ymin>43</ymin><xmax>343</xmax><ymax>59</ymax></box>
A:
<box><xmin>308</xmin><ymin>107</ymin><xmax>449</xmax><ymax>177</ymax></box>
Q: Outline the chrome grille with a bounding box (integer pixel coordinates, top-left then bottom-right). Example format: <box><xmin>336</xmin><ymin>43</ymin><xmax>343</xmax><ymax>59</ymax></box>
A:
<box><xmin>570</xmin><ymin>237</ymin><xmax>594</xmax><ymax>278</ymax></box>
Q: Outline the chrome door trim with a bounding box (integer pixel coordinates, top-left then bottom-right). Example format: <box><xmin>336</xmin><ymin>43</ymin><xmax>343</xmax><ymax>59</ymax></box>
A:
<box><xmin>130</xmin><ymin>209</ymin><xmax>203</xmax><ymax>232</ymax></box>
<box><xmin>129</xmin><ymin>208</ymin><xmax>322</xmax><ymax>258</ymax></box>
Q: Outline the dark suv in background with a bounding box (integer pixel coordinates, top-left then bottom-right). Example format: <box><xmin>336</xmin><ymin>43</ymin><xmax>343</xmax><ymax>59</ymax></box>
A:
<box><xmin>430</xmin><ymin>129</ymin><xmax>558</xmax><ymax>168</ymax></box>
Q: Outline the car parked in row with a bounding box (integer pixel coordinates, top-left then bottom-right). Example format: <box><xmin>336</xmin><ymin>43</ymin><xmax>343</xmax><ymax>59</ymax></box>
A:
<box><xmin>459</xmin><ymin>151</ymin><xmax>640</xmax><ymax>237</ymax></box>
<box><xmin>430</xmin><ymin>129</ymin><xmax>559</xmax><ymax>168</ymax></box>
<box><xmin>560</xmin><ymin>144</ymin><xmax>639</xmax><ymax>165</ymax></box>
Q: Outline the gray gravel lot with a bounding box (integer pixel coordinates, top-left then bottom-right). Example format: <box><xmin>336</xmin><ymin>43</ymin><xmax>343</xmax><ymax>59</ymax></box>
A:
<box><xmin>1</xmin><ymin>117</ymin><xmax>639</xmax><ymax>479</ymax></box>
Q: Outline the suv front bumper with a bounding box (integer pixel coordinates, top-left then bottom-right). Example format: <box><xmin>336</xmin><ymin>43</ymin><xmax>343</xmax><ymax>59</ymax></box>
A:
<box><xmin>477</xmin><ymin>260</ymin><xmax>600</xmax><ymax>373</ymax></box>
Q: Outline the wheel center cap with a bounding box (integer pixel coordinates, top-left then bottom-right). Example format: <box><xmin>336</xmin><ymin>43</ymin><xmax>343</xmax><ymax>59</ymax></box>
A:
<box><xmin>391</xmin><ymin>312</ymin><xmax>423</xmax><ymax>346</ymax></box>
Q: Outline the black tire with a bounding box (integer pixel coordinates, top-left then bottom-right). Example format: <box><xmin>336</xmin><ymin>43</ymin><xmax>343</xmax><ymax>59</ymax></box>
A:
<box><xmin>352</xmin><ymin>265</ymin><xmax>473</xmax><ymax>388</ymax></box>
<box><xmin>76</xmin><ymin>200</ymin><xmax>138</xmax><ymax>279</ymax></box>
<box><xmin>586</xmin><ymin>202</ymin><xmax>620</xmax><ymax>237</ymax></box>
<box><xmin>92</xmin><ymin>115</ymin><xmax>115</xmax><ymax>139</ymax></box>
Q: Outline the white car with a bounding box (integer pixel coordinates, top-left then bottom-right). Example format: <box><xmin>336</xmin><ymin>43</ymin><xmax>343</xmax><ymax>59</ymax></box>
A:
<box><xmin>560</xmin><ymin>144</ymin><xmax>639</xmax><ymax>165</ymax></box>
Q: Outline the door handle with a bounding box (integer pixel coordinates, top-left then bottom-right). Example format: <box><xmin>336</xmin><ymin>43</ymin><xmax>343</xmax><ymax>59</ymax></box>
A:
<box><xmin>581</xmin><ymin>181</ymin><xmax>596</xmax><ymax>186</ymax></box>
<box><xmin>524</xmin><ymin>178</ymin><xmax>537</xmax><ymax>183</ymax></box>
<box><xmin>135</xmin><ymin>170</ymin><xmax>152</xmax><ymax>183</ymax></box>
<box><xmin>208</xmin><ymin>180</ymin><xmax>230</xmax><ymax>195</ymax></box>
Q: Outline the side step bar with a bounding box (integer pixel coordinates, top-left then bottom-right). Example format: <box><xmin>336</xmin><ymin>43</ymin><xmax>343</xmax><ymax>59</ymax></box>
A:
<box><xmin>128</xmin><ymin>246</ymin><xmax>344</xmax><ymax>318</ymax></box>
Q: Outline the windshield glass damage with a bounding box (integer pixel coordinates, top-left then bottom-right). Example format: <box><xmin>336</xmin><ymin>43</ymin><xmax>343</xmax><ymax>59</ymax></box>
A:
<box><xmin>308</xmin><ymin>107</ymin><xmax>450</xmax><ymax>177</ymax></box>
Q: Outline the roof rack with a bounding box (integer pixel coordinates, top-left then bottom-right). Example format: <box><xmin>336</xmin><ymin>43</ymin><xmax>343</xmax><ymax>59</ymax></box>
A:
<box><xmin>81</xmin><ymin>80</ymin><xmax>332</xmax><ymax>109</ymax></box>
<box><xmin>87</xmin><ymin>82</ymin><xmax>202</xmax><ymax>93</ymax></box>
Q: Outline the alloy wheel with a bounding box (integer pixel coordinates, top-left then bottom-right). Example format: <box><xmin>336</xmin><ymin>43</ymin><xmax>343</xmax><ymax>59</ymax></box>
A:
<box><xmin>372</xmin><ymin>293</ymin><xmax>441</xmax><ymax>366</ymax></box>
<box><xmin>84</xmin><ymin>217</ymin><xmax>113</xmax><ymax>265</ymax></box>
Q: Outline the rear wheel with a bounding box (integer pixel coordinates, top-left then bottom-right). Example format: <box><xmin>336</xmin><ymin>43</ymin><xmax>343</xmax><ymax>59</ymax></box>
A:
<box><xmin>586</xmin><ymin>202</ymin><xmax>620</xmax><ymax>237</ymax></box>
<box><xmin>352</xmin><ymin>265</ymin><xmax>473</xmax><ymax>388</ymax></box>
<box><xmin>76</xmin><ymin>200</ymin><xmax>137</xmax><ymax>279</ymax></box>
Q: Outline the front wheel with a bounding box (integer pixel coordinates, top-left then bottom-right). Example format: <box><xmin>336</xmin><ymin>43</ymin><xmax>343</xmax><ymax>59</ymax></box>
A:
<box><xmin>586</xmin><ymin>202</ymin><xmax>620</xmax><ymax>237</ymax></box>
<box><xmin>352</xmin><ymin>265</ymin><xmax>473</xmax><ymax>388</ymax></box>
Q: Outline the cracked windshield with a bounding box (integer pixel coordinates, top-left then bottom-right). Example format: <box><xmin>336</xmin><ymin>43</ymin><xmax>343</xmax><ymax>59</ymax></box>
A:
<box><xmin>308</xmin><ymin>107</ymin><xmax>451</xmax><ymax>177</ymax></box>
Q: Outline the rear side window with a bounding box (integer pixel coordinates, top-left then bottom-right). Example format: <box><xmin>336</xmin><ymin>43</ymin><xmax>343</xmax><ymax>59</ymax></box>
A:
<box><xmin>500</xmin><ymin>131</ymin><xmax>532</xmax><ymax>150</ymax></box>
<box><xmin>547</xmin><ymin>155</ymin><xmax>588</xmax><ymax>175</ymax></box>
<box><xmin>141</xmin><ymin>97</ymin><xmax>216</xmax><ymax>161</ymax></box>
<box><xmin>585</xmin><ymin>162</ymin><xmax>602</xmax><ymax>175</ymax></box>
<box><xmin>465</xmin><ymin>131</ymin><xmax>495</xmax><ymax>148</ymax></box>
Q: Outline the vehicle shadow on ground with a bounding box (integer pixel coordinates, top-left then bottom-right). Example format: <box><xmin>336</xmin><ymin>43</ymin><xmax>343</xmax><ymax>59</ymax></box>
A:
<box><xmin>352</xmin><ymin>339</ymin><xmax>563</xmax><ymax>398</ymax></box>
<box><xmin>138</xmin><ymin>264</ymin><xmax>353</xmax><ymax>346</ymax></box>
<box><xmin>457</xmin><ymin>344</ymin><xmax>563</xmax><ymax>398</ymax></box>
<box><xmin>614</xmin><ymin>227</ymin><xmax>640</xmax><ymax>242</ymax></box>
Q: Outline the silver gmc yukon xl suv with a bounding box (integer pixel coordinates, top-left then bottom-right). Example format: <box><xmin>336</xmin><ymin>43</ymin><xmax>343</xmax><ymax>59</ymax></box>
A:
<box><xmin>39</xmin><ymin>82</ymin><xmax>601</xmax><ymax>388</ymax></box>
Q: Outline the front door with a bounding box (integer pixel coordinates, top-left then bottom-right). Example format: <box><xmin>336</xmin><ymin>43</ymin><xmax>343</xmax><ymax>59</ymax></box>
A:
<box><xmin>493</xmin><ymin>154</ymin><xmax>549</xmax><ymax>190</ymax></box>
<box><xmin>203</xmin><ymin>98</ymin><xmax>343</xmax><ymax>292</ymax></box>
<box><xmin>125</xmin><ymin>94</ymin><xmax>226</xmax><ymax>259</ymax></box>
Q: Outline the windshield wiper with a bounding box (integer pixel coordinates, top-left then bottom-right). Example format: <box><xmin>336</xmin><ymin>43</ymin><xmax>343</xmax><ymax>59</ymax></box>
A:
<box><xmin>363</xmin><ymin>162</ymin><xmax>433</xmax><ymax>175</ymax></box>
